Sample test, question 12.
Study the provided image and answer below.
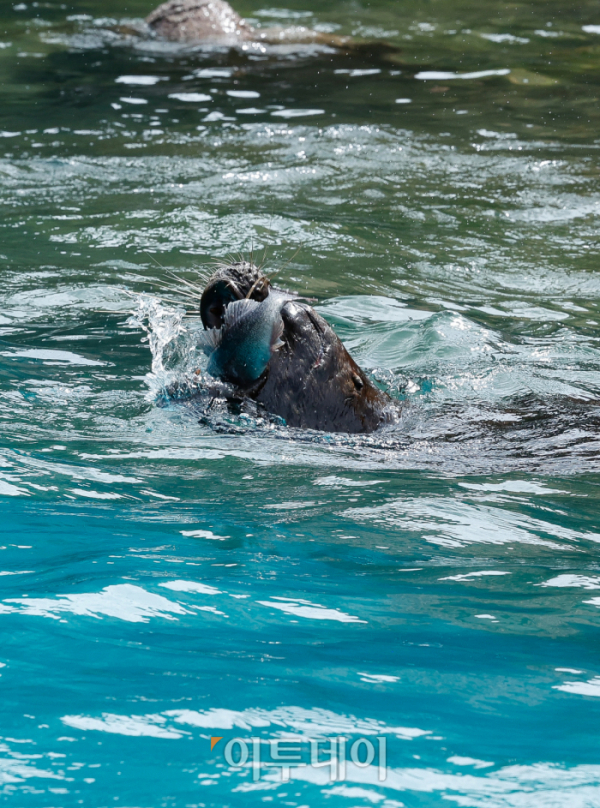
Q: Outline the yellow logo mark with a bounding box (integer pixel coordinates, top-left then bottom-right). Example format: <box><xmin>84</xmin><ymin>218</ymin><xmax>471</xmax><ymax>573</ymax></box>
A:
<box><xmin>210</xmin><ymin>737</ymin><xmax>223</xmax><ymax>750</ymax></box>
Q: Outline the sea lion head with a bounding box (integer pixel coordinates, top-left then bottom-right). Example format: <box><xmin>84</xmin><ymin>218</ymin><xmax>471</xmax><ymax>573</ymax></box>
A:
<box><xmin>199</xmin><ymin>262</ymin><xmax>400</xmax><ymax>433</ymax></box>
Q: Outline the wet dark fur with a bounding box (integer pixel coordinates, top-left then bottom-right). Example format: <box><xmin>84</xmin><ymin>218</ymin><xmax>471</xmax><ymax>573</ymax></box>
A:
<box><xmin>147</xmin><ymin>0</ymin><xmax>255</xmax><ymax>43</ymax></box>
<box><xmin>199</xmin><ymin>262</ymin><xmax>401</xmax><ymax>433</ymax></box>
<box><xmin>147</xmin><ymin>0</ymin><xmax>351</xmax><ymax>45</ymax></box>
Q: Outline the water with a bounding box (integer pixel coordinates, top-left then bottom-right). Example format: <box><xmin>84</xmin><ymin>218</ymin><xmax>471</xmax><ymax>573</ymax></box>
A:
<box><xmin>1</xmin><ymin>0</ymin><xmax>600</xmax><ymax>804</ymax></box>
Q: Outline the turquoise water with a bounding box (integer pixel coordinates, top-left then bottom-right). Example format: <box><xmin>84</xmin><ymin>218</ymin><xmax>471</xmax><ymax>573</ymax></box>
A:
<box><xmin>2</xmin><ymin>1</ymin><xmax>600</xmax><ymax>805</ymax></box>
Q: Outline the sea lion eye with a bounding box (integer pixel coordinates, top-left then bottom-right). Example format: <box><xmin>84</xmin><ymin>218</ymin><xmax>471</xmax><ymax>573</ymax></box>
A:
<box><xmin>352</xmin><ymin>373</ymin><xmax>364</xmax><ymax>390</ymax></box>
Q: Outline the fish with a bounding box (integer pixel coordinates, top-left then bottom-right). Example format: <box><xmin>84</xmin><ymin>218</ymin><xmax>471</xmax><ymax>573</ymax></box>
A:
<box><xmin>201</xmin><ymin>287</ymin><xmax>293</xmax><ymax>388</ymax></box>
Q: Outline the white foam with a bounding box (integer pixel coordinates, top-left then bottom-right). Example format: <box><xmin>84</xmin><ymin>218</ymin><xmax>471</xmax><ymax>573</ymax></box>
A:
<box><xmin>447</xmin><ymin>755</ymin><xmax>494</xmax><ymax>768</ymax></box>
<box><xmin>202</xmin><ymin>111</ymin><xmax>228</xmax><ymax>122</ymax></box>
<box><xmin>180</xmin><ymin>529</ymin><xmax>229</xmax><ymax>541</ymax></box>
<box><xmin>264</xmin><ymin>501</ymin><xmax>317</xmax><ymax>510</ymax></box>
<box><xmin>61</xmin><ymin>713</ymin><xmax>185</xmax><ymax>738</ymax></box>
<box><xmin>459</xmin><ymin>480</ymin><xmax>565</xmax><ymax>495</ymax></box>
<box><xmin>440</xmin><ymin>571</ymin><xmax>509</xmax><ymax>581</ymax></box>
<box><xmin>480</xmin><ymin>33</ymin><xmax>529</xmax><ymax>44</ymax></box>
<box><xmin>227</xmin><ymin>90</ymin><xmax>260</xmax><ymax>98</ymax></box>
<box><xmin>160</xmin><ymin>580</ymin><xmax>222</xmax><ymax>595</ymax></box>
<box><xmin>0</xmin><ymin>753</ymin><xmax>64</xmax><ymax>784</ymax></box>
<box><xmin>196</xmin><ymin>606</ymin><xmax>228</xmax><ymax>616</ymax></box>
<box><xmin>477</xmin><ymin>129</ymin><xmax>518</xmax><ymax>140</ymax></box>
<box><xmin>257</xmin><ymin>597</ymin><xmax>366</xmax><ymax>624</ymax></box>
<box><xmin>1</xmin><ymin>349</ymin><xmax>104</xmax><ymax>365</ymax></box>
<box><xmin>314</xmin><ymin>476</ymin><xmax>386</xmax><ymax>488</ymax></box>
<box><xmin>554</xmin><ymin>676</ymin><xmax>600</xmax><ymax>697</ymax></box>
<box><xmin>271</xmin><ymin>109</ymin><xmax>324</xmax><ymax>118</ymax></box>
<box><xmin>168</xmin><ymin>92</ymin><xmax>212</xmax><ymax>103</ymax></box>
<box><xmin>540</xmin><ymin>575</ymin><xmax>600</xmax><ymax>590</ymax></box>
<box><xmin>326</xmin><ymin>785</ymin><xmax>385</xmax><ymax>802</ymax></box>
<box><xmin>69</xmin><ymin>489</ymin><xmax>122</xmax><ymax>500</ymax></box>
<box><xmin>288</xmin><ymin>758</ymin><xmax>600</xmax><ymax>803</ymax></box>
<box><xmin>582</xmin><ymin>25</ymin><xmax>600</xmax><ymax>34</ymax></box>
<box><xmin>189</xmin><ymin>68</ymin><xmax>233</xmax><ymax>78</ymax></box>
<box><xmin>115</xmin><ymin>75</ymin><xmax>165</xmax><ymax>85</ymax></box>
<box><xmin>165</xmin><ymin>705</ymin><xmax>431</xmax><ymax>740</ymax></box>
<box><xmin>3</xmin><ymin>584</ymin><xmax>189</xmax><ymax>623</ymax></box>
<box><xmin>358</xmin><ymin>673</ymin><xmax>400</xmax><ymax>683</ymax></box>
<box><xmin>334</xmin><ymin>69</ymin><xmax>381</xmax><ymax>77</ymax></box>
<box><xmin>344</xmin><ymin>497</ymin><xmax>579</xmax><ymax>550</ymax></box>
<box><xmin>415</xmin><ymin>69</ymin><xmax>511</xmax><ymax>80</ymax></box>
<box><xmin>0</xmin><ymin>479</ymin><xmax>29</xmax><ymax>497</ymax></box>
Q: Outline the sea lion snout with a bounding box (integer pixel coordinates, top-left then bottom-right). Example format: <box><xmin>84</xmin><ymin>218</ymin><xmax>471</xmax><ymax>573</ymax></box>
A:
<box><xmin>279</xmin><ymin>301</ymin><xmax>321</xmax><ymax>349</ymax></box>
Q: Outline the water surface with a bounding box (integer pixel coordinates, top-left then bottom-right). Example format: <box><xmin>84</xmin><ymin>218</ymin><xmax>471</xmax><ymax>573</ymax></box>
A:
<box><xmin>1</xmin><ymin>1</ymin><xmax>600</xmax><ymax>805</ymax></box>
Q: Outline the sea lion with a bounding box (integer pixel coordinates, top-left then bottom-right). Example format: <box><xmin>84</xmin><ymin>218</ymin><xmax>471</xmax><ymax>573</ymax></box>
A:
<box><xmin>146</xmin><ymin>0</ymin><xmax>350</xmax><ymax>46</ymax></box>
<box><xmin>195</xmin><ymin>261</ymin><xmax>401</xmax><ymax>433</ymax></box>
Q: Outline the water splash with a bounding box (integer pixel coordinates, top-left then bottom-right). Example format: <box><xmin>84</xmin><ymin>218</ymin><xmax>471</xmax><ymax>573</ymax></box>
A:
<box><xmin>127</xmin><ymin>294</ymin><xmax>201</xmax><ymax>400</ymax></box>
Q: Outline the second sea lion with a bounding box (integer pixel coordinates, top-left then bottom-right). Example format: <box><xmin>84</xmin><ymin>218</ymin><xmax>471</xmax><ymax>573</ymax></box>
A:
<box><xmin>146</xmin><ymin>0</ymin><xmax>351</xmax><ymax>47</ymax></box>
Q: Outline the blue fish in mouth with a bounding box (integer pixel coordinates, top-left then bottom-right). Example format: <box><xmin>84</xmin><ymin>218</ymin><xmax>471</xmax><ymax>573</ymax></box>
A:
<box><xmin>202</xmin><ymin>287</ymin><xmax>293</xmax><ymax>388</ymax></box>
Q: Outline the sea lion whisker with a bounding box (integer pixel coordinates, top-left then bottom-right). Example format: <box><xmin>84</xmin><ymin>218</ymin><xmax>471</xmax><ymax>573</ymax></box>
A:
<box><xmin>164</xmin><ymin>271</ymin><xmax>207</xmax><ymax>296</ymax></box>
<box><xmin>147</xmin><ymin>294</ymin><xmax>191</xmax><ymax>307</ymax></box>
<box><xmin>143</xmin><ymin>250</ymin><xmax>168</xmax><ymax>270</ymax></box>
<box><xmin>171</xmin><ymin>281</ymin><xmax>206</xmax><ymax>296</ymax></box>
<box><xmin>156</xmin><ymin>285</ymin><xmax>198</xmax><ymax>298</ymax></box>
<box><xmin>269</xmin><ymin>243</ymin><xmax>304</xmax><ymax>282</ymax></box>
<box><xmin>161</xmin><ymin>283</ymin><xmax>201</xmax><ymax>294</ymax></box>
<box><xmin>159</xmin><ymin>292</ymin><xmax>199</xmax><ymax>305</ymax></box>
<box><xmin>185</xmin><ymin>270</ymin><xmax>210</xmax><ymax>285</ymax></box>
<box><xmin>151</xmin><ymin>281</ymin><xmax>205</xmax><ymax>301</ymax></box>
<box><xmin>155</xmin><ymin>286</ymin><xmax>200</xmax><ymax>302</ymax></box>
<box><xmin>155</xmin><ymin>279</ymin><xmax>198</xmax><ymax>292</ymax></box>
